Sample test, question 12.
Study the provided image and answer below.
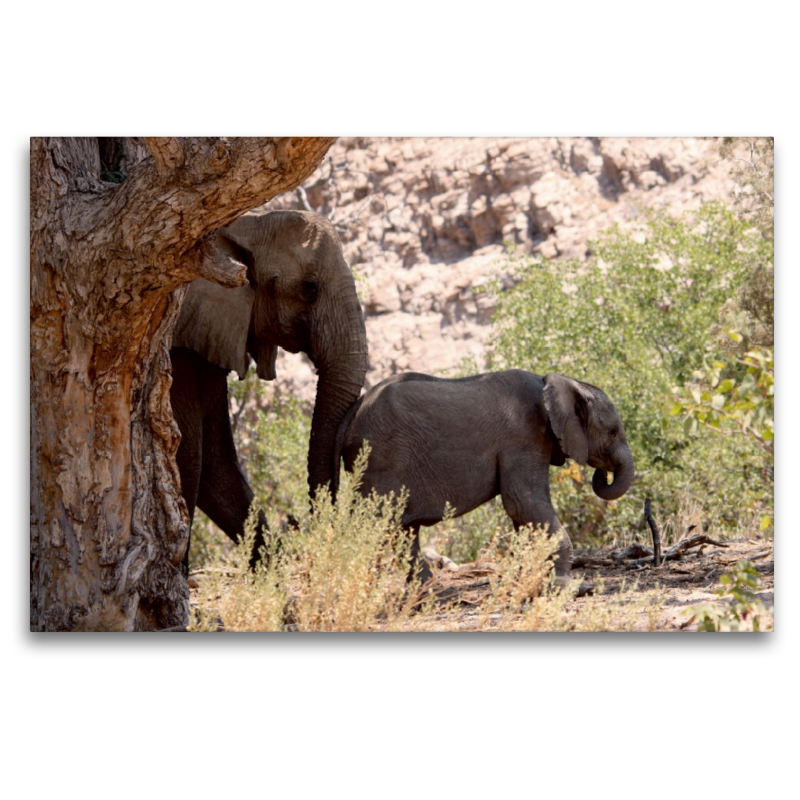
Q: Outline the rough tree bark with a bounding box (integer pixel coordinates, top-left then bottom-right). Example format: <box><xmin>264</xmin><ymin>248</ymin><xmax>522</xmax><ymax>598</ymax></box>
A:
<box><xmin>30</xmin><ymin>137</ymin><xmax>335</xmax><ymax>631</ymax></box>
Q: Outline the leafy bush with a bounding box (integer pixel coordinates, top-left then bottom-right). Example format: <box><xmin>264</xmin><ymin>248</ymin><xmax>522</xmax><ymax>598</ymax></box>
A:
<box><xmin>487</xmin><ymin>202</ymin><xmax>773</xmax><ymax>545</ymax></box>
<box><xmin>716</xmin><ymin>137</ymin><xmax>773</xmax><ymax>348</ymax></box>
<box><xmin>227</xmin><ymin>368</ymin><xmax>313</xmax><ymax>522</ymax></box>
<box><xmin>688</xmin><ymin>560</ymin><xmax>773</xmax><ymax>632</ymax></box>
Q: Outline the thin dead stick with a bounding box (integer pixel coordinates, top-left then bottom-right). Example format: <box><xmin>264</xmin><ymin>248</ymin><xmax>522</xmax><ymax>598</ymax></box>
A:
<box><xmin>645</xmin><ymin>498</ymin><xmax>662</xmax><ymax>566</ymax></box>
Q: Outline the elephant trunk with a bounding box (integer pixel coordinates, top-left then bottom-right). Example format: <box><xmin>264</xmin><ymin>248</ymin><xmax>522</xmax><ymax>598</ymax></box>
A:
<box><xmin>306</xmin><ymin>296</ymin><xmax>368</xmax><ymax>501</ymax></box>
<box><xmin>591</xmin><ymin>451</ymin><xmax>635</xmax><ymax>502</ymax></box>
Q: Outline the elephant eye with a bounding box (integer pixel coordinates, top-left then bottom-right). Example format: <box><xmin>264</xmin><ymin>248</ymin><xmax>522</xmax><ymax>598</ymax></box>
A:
<box><xmin>301</xmin><ymin>278</ymin><xmax>319</xmax><ymax>302</ymax></box>
<box><xmin>609</xmin><ymin>427</ymin><xmax>618</xmax><ymax>438</ymax></box>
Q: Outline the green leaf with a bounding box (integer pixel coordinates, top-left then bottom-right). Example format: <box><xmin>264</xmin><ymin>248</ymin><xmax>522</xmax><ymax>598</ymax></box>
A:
<box><xmin>711</xmin><ymin>394</ymin><xmax>726</xmax><ymax>410</ymax></box>
<box><xmin>669</xmin><ymin>402</ymin><xmax>684</xmax><ymax>416</ymax></box>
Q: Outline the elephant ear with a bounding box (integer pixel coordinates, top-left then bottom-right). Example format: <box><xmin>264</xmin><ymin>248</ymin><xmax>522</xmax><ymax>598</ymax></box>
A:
<box><xmin>543</xmin><ymin>372</ymin><xmax>592</xmax><ymax>466</ymax></box>
<box><xmin>172</xmin><ymin>278</ymin><xmax>255</xmax><ymax>380</ymax></box>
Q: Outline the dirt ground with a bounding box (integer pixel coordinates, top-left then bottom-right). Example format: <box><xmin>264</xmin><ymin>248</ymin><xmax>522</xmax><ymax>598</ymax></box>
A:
<box><xmin>581</xmin><ymin>538</ymin><xmax>773</xmax><ymax>631</ymax></box>
<box><xmin>413</xmin><ymin>537</ymin><xmax>774</xmax><ymax>632</ymax></box>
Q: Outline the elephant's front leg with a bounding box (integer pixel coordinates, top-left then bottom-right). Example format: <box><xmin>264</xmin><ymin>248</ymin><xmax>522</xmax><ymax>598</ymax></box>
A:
<box><xmin>499</xmin><ymin>457</ymin><xmax>573</xmax><ymax>585</ymax></box>
<box><xmin>197</xmin><ymin>389</ymin><xmax>271</xmax><ymax>569</ymax></box>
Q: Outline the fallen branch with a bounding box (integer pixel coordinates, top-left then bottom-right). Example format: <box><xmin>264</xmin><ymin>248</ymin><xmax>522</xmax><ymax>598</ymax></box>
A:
<box><xmin>667</xmin><ymin>533</ymin><xmax>728</xmax><ymax>556</ymax></box>
<box><xmin>421</xmin><ymin>546</ymin><xmax>460</xmax><ymax>572</ymax></box>
<box><xmin>610</xmin><ymin>543</ymin><xmax>651</xmax><ymax>562</ymax></box>
<box><xmin>674</xmin><ymin>524</ymin><xmax>697</xmax><ymax>547</ymax></box>
<box><xmin>625</xmin><ymin>533</ymin><xmax>729</xmax><ymax>567</ymax></box>
<box><xmin>571</xmin><ymin>554</ymin><xmax>615</xmax><ymax>569</ymax></box>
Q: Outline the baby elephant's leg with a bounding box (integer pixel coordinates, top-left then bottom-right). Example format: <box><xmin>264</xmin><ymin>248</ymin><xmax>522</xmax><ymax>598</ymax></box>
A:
<box><xmin>403</xmin><ymin>523</ymin><xmax>433</xmax><ymax>585</ymax></box>
<box><xmin>499</xmin><ymin>461</ymin><xmax>573</xmax><ymax>584</ymax></box>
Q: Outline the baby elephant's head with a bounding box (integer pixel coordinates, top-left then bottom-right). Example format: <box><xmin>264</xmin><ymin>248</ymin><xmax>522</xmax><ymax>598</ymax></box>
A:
<box><xmin>543</xmin><ymin>373</ymin><xmax>634</xmax><ymax>501</ymax></box>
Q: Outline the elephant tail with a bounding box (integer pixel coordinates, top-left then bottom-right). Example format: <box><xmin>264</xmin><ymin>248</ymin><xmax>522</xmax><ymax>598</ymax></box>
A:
<box><xmin>331</xmin><ymin>393</ymin><xmax>365</xmax><ymax>502</ymax></box>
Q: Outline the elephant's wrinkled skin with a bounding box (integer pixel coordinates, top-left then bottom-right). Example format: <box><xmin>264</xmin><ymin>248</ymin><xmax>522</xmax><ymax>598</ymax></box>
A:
<box><xmin>171</xmin><ymin>209</ymin><xmax>368</xmax><ymax>570</ymax></box>
<box><xmin>333</xmin><ymin>370</ymin><xmax>634</xmax><ymax>583</ymax></box>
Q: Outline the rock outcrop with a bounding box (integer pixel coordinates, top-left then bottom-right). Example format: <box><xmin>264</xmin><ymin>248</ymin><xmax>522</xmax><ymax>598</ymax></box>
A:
<box><xmin>260</xmin><ymin>137</ymin><xmax>734</xmax><ymax>403</ymax></box>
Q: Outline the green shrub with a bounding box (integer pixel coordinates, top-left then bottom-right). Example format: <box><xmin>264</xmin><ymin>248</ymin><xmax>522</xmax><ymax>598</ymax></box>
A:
<box><xmin>228</xmin><ymin>370</ymin><xmax>313</xmax><ymax>523</ymax></box>
<box><xmin>487</xmin><ymin>202</ymin><xmax>773</xmax><ymax>545</ymax></box>
<box><xmin>671</xmin><ymin>340</ymin><xmax>773</xmax><ymax>533</ymax></box>
<box><xmin>689</xmin><ymin>560</ymin><xmax>773</xmax><ymax>632</ymax></box>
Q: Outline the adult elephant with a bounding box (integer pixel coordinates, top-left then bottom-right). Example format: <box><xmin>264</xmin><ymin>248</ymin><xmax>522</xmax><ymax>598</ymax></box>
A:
<box><xmin>170</xmin><ymin>209</ymin><xmax>368</xmax><ymax>570</ymax></box>
<box><xmin>333</xmin><ymin>370</ymin><xmax>634</xmax><ymax>585</ymax></box>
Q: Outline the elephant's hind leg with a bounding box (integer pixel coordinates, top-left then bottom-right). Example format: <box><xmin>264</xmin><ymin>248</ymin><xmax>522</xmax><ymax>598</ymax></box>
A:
<box><xmin>405</xmin><ymin>523</ymin><xmax>433</xmax><ymax>585</ymax></box>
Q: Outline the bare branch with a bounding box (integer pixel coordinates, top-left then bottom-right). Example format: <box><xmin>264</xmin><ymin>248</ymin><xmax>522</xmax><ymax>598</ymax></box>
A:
<box><xmin>333</xmin><ymin>193</ymin><xmax>377</xmax><ymax>231</ymax></box>
<box><xmin>295</xmin><ymin>183</ymin><xmax>314</xmax><ymax>212</ymax></box>
<box><xmin>325</xmin><ymin>157</ymin><xmax>339</xmax><ymax>219</ymax></box>
<box><xmin>191</xmin><ymin>236</ymin><xmax>249</xmax><ymax>288</ymax></box>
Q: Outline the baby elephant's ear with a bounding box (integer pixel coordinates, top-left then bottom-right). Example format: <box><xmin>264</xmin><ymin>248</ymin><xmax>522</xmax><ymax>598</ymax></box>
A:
<box><xmin>543</xmin><ymin>372</ymin><xmax>592</xmax><ymax>465</ymax></box>
<box><xmin>172</xmin><ymin>278</ymin><xmax>255</xmax><ymax>379</ymax></box>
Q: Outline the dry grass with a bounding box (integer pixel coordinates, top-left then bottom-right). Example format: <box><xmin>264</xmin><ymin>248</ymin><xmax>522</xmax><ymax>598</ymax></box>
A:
<box><xmin>189</xmin><ymin>448</ymin><xmax>664</xmax><ymax>633</ymax></box>
<box><xmin>191</xmin><ymin>447</ymin><xmax>420</xmax><ymax>632</ymax></box>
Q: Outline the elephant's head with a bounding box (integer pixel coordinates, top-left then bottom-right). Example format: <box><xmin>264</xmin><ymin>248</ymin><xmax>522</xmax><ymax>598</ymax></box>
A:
<box><xmin>543</xmin><ymin>373</ymin><xmax>635</xmax><ymax>502</ymax></box>
<box><xmin>172</xmin><ymin>209</ymin><xmax>368</xmax><ymax>497</ymax></box>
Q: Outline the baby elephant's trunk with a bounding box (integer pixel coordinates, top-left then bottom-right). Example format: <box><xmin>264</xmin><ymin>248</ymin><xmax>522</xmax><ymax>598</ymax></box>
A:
<box><xmin>591</xmin><ymin>455</ymin><xmax>634</xmax><ymax>502</ymax></box>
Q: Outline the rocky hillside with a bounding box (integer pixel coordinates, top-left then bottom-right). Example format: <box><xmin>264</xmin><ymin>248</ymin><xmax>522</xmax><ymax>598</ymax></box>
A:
<box><xmin>261</xmin><ymin>137</ymin><xmax>734</xmax><ymax>403</ymax></box>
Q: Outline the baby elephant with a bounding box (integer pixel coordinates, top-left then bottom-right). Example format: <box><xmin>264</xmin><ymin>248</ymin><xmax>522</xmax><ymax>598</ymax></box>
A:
<box><xmin>333</xmin><ymin>370</ymin><xmax>634</xmax><ymax>585</ymax></box>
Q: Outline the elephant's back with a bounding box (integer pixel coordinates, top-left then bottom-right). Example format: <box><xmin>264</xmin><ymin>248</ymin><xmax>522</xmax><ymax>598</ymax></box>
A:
<box><xmin>344</xmin><ymin>368</ymin><xmax>545</xmax><ymax>466</ymax></box>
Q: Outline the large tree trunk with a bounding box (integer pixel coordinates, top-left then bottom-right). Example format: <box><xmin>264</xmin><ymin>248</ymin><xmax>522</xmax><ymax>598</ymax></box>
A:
<box><xmin>30</xmin><ymin>137</ymin><xmax>335</xmax><ymax>631</ymax></box>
